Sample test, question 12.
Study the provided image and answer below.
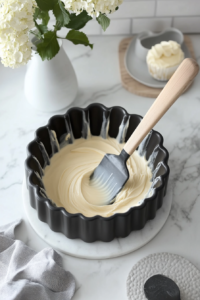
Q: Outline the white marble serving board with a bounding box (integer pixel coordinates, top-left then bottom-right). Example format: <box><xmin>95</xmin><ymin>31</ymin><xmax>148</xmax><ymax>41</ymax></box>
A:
<box><xmin>22</xmin><ymin>179</ymin><xmax>172</xmax><ymax>259</ymax></box>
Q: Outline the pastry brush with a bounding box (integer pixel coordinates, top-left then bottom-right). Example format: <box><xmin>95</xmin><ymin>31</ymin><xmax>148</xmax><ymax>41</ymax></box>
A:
<box><xmin>90</xmin><ymin>58</ymin><xmax>199</xmax><ymax>205</ymax></box>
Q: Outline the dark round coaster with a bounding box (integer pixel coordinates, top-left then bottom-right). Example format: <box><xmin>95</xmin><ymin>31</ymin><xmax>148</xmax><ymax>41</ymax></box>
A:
<box><xmin>144</xmin><ymin>274</ymin><xmax>181</xmax><ymax>300</ymax></box>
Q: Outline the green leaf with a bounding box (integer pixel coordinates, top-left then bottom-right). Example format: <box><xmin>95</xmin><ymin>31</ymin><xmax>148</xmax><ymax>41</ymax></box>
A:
<box><xmin>37</xmin><ymin>31</ymin><xmax>60</xmax><ymax>61</ymax></box>
<box><xmin>66</xmin><ymin>30</ymin><xmax>93</xmax><ymax>49</ymax></box>
<box><xmin>35</xmin><ymin>0</ymin><xmax>57</xmax><ymax>11</ymax></box>
<box><xmin>96</xmin><ymin>14</ymin><xmax>110</xmax><ymax>31</ymax></box>
<box><xmin>34</xmin><ymin>7</ymin><xmax>50</xmax><ymax>25</ymax></box>
<box><xmin>37</xmin><ymin>24</ymin><xmax>48</xmax><ymax>34</ymax></box>
<box><xmin>65</xmin><ymin>11</ymin><xmax>92</xmax><ymax>30</ymax></box>
<box><xmin>53</xmin><ymin>0</ymin><xmax>70</xmax><ymax>30</ymax></box>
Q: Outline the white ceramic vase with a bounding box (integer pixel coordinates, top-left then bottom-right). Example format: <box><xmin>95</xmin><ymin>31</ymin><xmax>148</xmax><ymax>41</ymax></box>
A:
<box><xmin>24</xmin><ymin>42</ymin><xmax>78</xmax><ymax>112</ymax></box>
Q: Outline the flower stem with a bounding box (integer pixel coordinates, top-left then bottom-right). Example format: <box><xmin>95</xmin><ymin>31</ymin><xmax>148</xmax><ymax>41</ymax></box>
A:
<box><xmin>34</xmin><ymin>19</ymin><xmax>43</xmax><ymax>38</ymax></box>
<box><xmin>30</xmin><ymin>30</ymin><xmax>42</xmax><ymax>40</ymax></box>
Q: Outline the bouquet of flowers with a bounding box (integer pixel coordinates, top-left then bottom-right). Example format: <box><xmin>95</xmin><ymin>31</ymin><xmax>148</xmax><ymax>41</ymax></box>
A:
<box><xmin>0</xmin><ymin>0</ymin><xmax>123</xmax><ymax>69</ymax></box>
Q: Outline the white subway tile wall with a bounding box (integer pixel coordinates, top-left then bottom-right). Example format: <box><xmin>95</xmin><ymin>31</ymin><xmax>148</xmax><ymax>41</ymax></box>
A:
<box><xmin>109</xmin><ymin>1</ymin><xmax>155</xmax><ymax>19</ymax></box>
<box><xmin>132</xmin><ymin>17</ymin><xmax>172</xmax><ymax>34</ymax></box>
<box><xmin>173</xmin><ymin>17</ymin><xmax>200</xmax><ymax>33</ymax></box>
<box><xmin>50</xmin><ymin>1</ymin><xmax>200</xmax><ymax>35</ymax></box>
<box><xmin>92</xmin><ymin>0</ymin><xmax>200</xmax><ymax>35</ymax></box>
<box><xmin>103</xmin><ymin>19</ymin><xmax>131</xmax><ymax>35</ymax></box>
<box><xmin>83</xmin><ymin>20</ymin><xmax>101</xmax><ymax>35</ymax></box>
<box><xmin>156</xmin><ymin>1</ymin><xmax>200</xmax><ymax>17</ymax></box>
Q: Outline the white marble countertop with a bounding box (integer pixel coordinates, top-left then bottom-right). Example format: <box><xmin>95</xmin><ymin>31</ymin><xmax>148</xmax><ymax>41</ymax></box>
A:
<box><xmin>0</xmin><ymin>35</ymin><xmax>200</xmax><ymax>299</ymax></box>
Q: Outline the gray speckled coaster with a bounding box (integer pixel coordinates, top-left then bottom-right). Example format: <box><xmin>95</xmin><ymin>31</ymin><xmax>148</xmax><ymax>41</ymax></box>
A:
<box><xmin>127</xmin><ymin>253</ymin><xmax>200</xmax><ymax>300</ymax></box>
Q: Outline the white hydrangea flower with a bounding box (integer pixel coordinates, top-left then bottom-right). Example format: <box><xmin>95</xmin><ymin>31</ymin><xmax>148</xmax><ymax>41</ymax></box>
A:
<box><xmin>63</xmin><ymin>0</ymin><xmax>123</xmax><ymax>17</ymax></box>
<box><xmin>0</xmin><ymin>0</ymin><xmax>36</xmax><ymax>68</ymax></box>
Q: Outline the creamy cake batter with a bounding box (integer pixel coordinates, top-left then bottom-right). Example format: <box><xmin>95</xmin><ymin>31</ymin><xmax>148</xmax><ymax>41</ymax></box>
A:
<box><xmin>43</xmin><ymin>136</ymin><xmax>152</xmax><ymax>217</ymax></box>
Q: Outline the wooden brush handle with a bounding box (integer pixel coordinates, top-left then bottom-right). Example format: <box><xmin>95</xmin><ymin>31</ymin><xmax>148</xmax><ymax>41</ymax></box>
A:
<box><xmin>124</xmin><ymin>58</ymin><xmax>199</xmax><ymax>156</ymax></box>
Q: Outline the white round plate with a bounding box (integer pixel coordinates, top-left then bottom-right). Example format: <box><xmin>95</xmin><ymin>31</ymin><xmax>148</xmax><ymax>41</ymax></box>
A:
<box><xmin>22</xmin><ymin>179</ymin><xmax>172</xmax><ymax>259</ymax></box>
<box><xmin>125</xmin><ymin>37</ymin><xmax>191</xmax><ymax>88</ymax></box>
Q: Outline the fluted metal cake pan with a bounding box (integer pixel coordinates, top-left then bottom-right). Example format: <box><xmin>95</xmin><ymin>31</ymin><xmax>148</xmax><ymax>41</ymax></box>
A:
<box><xmin>25</xmin><ymin>103</ymin><xmax>170</xmax><ymax>243</ymax></box>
